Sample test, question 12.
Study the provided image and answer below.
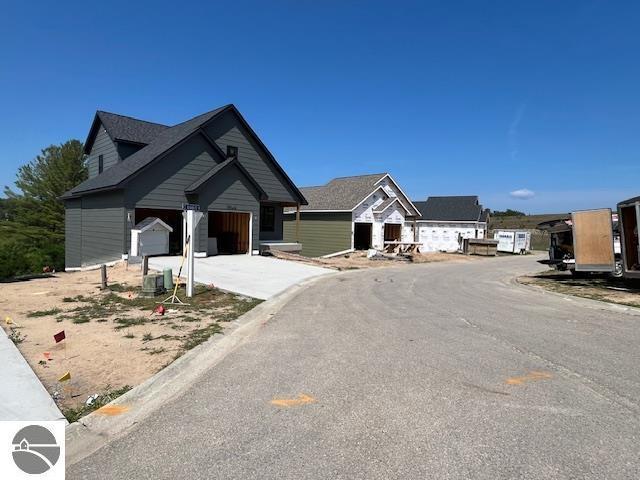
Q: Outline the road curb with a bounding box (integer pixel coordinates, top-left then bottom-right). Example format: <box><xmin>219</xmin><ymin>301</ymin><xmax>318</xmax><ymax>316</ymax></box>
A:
<box><xmin>65</xmin><ymin>270</ymin><xmax>340</xmax><ymax>466</ymax></box>
<box><xmin>512</xmin><ymin>276</ymin><xmax>640</xmax><ymax>317</ymax></box>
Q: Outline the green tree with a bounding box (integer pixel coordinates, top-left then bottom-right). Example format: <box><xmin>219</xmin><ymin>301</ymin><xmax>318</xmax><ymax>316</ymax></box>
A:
<box><xmin>3</xmin><ymin>140</ymin><xmax>86</xmax><ymax>240</ymax></box>
<box><xmin>1</xmin><ymin>140</ymin><xmax>86</xmax><ymax>278</ymax></box>
<box><xmin>492</xmin><ymin>209</ymin><xmax>526</xmax><ymax>217</ymax></box>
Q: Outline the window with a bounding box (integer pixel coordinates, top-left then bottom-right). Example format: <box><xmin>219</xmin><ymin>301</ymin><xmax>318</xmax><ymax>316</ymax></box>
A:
<box><xmin>260</xmin><ymin>205</ymin><xmax>275</xmax><ymax>232</ymax></box>
<box><xmin>98</xmin><ymin>154</ymin><xmax>104</xmax><ymax>174</ymax></box>
<box><xmin>226</xmin><ymin>145</ymin><xmax>238</xmax><ymax>159</ymax></box>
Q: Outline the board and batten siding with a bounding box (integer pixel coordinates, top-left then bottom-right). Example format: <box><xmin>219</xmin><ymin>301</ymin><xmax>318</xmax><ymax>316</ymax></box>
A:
<box><xmin>80</xmin><ymin>192</ymin><xmax>126</xmax><ymax>266</ymax></box>
<box><xmin>283</xmin><ymin>212</ymin><xmax>352</xmax><ymax>257</ymax></box>
<box><xmin>64</xmin><ymin>199</ymin><xmax>82</xmax><ymax>268</ymax></box>
<box><xmin>203</xmin><ymin>111</ymin><xmax>298</xmax><ymax>204</ymax></box>
<box><xmin>87</xmin><ymin>127</ymin><xmax>119</xmax><ymax>178</ymax></box>
<box><xmin>196</xmin><ymin>165</ymin><xmax>261</xmax><ymax>253</ymax></box>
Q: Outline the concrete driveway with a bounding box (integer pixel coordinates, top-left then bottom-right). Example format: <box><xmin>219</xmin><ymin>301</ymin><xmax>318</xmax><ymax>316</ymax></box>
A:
<box><xmin>69</xmin><ymin>256</ymin><xmax>640</xmax><ymax>479</ymax></box>
<box><xmin>149</xmin><ymin>254</ymin><xmax>331</xmax><ymax>300</ymax></box>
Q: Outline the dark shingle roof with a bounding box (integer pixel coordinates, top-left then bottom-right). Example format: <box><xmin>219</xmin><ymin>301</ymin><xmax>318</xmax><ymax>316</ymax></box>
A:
<box><xmin>618</xmin><ymin>195</ymin><xmax>640</xmax><ymax>206</ymax></box>
<box><xmin>97</xmin><ymin>111</ymin><xmax>169</xmax><ymax>146</ymax></box>
<box><xmin>66</xmin><ymin>106</ymin><xmax>228</xmax><ymax>197</ymax></box>
<box><xmin>285</xmin><ymin>174</ymin><xmax>420</xmax><ymax>216</ymax></box>
<box><xmin>415</xmin><ymin>196</ymin><xmax>485</xmax><ymax>222</ymax></box>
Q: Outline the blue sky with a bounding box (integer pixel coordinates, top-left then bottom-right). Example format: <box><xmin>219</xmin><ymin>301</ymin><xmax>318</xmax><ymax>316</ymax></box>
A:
<box><xmin>1</xmin><ymin>0</ymin><xmax>639</xmax><ymax>213</ymax></box>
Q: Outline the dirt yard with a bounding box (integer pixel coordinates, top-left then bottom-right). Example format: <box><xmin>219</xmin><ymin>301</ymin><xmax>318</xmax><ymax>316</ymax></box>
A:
<box><xmin>0</xmin><ymin>263</ymin><xmax>261</xmax><ymax>417</ymax></box>
<box><xmin>270</xmin><ymin>250</ymin><xmax>484</xmax><ymax>269</ymax></box>
<box><xmin>518</xmin><ymin>270</ymin><xmax>640</xmax><ymax>308</ymax></box>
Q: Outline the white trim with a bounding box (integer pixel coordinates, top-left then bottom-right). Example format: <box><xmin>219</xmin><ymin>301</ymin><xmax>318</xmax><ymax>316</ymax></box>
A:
<box><xmin>374</xmin><ymin>174</ymin><xmax>422</xmax><ymax>216</ymax></box>
<box><xmin>194</xmin><ymin>251</ymin><xmax>207</xmax><ymax>258</ymax></box>
<box><xmin>351</xmin><ymin>186</ymin><xmax>387</xmax><ymax>212</ymax></box>
<box><xmin>373</xmin><ymin>197</ymin><xmax>411</xmax><ymax>215</ymax></box>
<box><xmin>322</xmin><ymin>248</ymin><xmax>355</xmax><ymax>258</ymax></box>
<box><xmin>132</xmin><ymin>217</ymin><xmax>174</xmax><ymax>233</ymax></box>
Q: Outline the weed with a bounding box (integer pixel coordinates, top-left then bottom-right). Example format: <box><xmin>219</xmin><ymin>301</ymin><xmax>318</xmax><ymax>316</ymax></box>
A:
<box><xmin>62</xmin><ymin>385</ymin><xmax>132</xmax><ymax>423</ymax></box>
<box><xmin>8</xmin><ymin>330</ymin><xmax>25</xmax><ymax>344</ymax></box>
<box><xmin>142</xmin><ymin>332</ymin><xmax>153</xmax><ymax>342</ymax></box>
<box><xmin>123</xmin><ymin>332</ymin><xmax>135</xmax><ymax>339</ymax></box>
<box><xmin>146</xmin><ymin>347</ymin><xmax>166</xmax><ymax>355</ymax></box>
<box><xmin>180</xmin><ymin>316</ymin><xmax>201</xmax><ymax>323</ymax></box>
<box><xmin>181</xmin><ymin>323</ymin><xmax>223</xmax><ymax>351</ymax></box>
<box><xmin>113</xmin><ymin>317</ymin><xmax>149</xmax><ymax>330</ymax></box>
<box><xmin>27</xmin><ymin>308</ymin><xmax>62</xmax><ymax>318</ymax></box>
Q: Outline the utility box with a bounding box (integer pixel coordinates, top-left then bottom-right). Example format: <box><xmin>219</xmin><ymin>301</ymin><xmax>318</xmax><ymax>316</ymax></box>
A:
<box><xmin>141</xmin><ymin>274</ymin><xmax>165</xmax><ymax>297</ymax></box>
<box><xmin>494</xmin><ymin>230</ymin><xmax>531</xmax><ymax>254</ymax></box>
<box><xmin>131</xmin><ymin>217</ymin><xmax>173</xmax><ymax>258</ymax></box>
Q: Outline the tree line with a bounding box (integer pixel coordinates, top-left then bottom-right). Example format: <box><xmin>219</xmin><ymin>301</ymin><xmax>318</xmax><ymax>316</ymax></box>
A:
<box><xmin>1</xmin><ymin>140</ymin><xmax>86</xmax><ymax>280</ymax></box>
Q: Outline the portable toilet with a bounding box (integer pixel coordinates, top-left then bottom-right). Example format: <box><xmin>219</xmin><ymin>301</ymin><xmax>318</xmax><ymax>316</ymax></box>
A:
<box><xmin>131</xmin><ymin>217</ymin><xmax>173</xmax><ymax>257</ymax></box>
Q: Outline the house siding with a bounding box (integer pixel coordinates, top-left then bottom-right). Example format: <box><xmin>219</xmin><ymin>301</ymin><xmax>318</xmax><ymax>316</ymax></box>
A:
<box><xmin>126</xmin><ymin>135</ymin><xmax>219</xmax><ymax>210</ymax></box>
<box><xmin>87</xmin><ymin>127</ymin><xmax>119</xmax><ymax>178</ymax></box>
<box><xmin>64</xmin><ymin>199</ymin><xmax>82</xmax><ymax>268</ymax></box>
<box><xmin>283</xmin><ymin>212</ymin><xmax>352</xmax><ymax>257</ymax></box>
<box><xmin>203</xmin><ymin>110</ymin><xmax>298</xmax><ymax>204</ymax></box>
<box><xmin>196</xmin><ymin>166</ymin><xmax>261</xmax><ymax>253</ymax></box>
<box><xmin>79</xmin><ymin>191</ymin><xmax>126</xmax><ymax>266</ymax></box>
<box><xmin>259</xmin><ymin>204</ymin><xmax>284</xmax><ymax>241</ymax></box>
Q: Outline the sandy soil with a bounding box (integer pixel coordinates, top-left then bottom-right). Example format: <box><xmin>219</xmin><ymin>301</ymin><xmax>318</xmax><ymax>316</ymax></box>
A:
<box><xmin>0</xmin><ymin>263</ymin><xmax>258</xmax><ymax>412</ymax></box>
<box><xmin>270</xmin><ymin>250</ymin><xmax>484</xmax><ymax>269</ymax></box>
<box><xmin>519</xmin><ymin>270</ymin><xmax>640</xmax><ymax>308</ymax></box>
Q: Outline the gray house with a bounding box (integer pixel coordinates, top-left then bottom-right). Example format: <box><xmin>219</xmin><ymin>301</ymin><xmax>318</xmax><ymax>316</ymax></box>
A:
<box><xmin>62</xmin><ymin>104</ymin><xmax>306</xmax><ymax>269</ymax></box>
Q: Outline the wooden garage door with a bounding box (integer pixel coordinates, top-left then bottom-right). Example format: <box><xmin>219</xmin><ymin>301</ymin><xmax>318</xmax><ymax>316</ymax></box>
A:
<box><xmin>208</xmin><ymin>211</ymin><xmax>250</xmax><ymax>254</ymax></box>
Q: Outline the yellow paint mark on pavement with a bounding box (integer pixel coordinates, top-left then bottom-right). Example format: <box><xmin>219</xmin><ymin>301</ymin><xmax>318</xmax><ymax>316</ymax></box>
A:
<box><xmin>271</xmin><ymin>393</ymin><xmax>316</xmax><ymax>407</ymax></box>
<box><xmin>506</xmin><ymin>371</ymin><xmax>552</xmax><ymax>385</ymax></box>
<box><xmin>95</xmin><ymin>405</ymin><xmax>130</xmax><ymax>416</ymax></box>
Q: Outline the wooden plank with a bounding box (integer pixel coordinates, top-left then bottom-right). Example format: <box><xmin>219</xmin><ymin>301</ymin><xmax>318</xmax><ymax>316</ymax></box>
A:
<box><xmin>572</xmin><ymin>209</ymin><xmax>615</xmax><ymax>272</ymax></box>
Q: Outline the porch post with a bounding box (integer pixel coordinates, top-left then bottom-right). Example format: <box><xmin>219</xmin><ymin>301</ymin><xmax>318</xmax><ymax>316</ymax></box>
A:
<box><xmin>295</xmin><ymin>203</ymin><xmax>301</xmax><ymax>242</ymax></box>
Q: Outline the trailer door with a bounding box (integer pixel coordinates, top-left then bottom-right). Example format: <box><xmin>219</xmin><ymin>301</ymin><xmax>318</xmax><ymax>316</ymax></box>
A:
<box><xmin>572</xmin><ymin>208</ymin><xmax>615</xmax><ymax>272</ymax></box>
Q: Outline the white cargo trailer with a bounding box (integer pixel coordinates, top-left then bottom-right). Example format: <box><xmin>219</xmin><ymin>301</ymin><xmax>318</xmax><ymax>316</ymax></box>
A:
<box><xmin>494</xmin><ymin>230</ymin><xmax>531</xmax><ymax>254</ymax></box>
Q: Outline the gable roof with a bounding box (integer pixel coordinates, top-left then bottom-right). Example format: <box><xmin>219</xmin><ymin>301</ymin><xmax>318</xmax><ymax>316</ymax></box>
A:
<box><xmin>184</xmin><ymin>157</ymin><xmax>266</xmax><ymax>199</ymax></box>
<box><xmin>286</xmin><ymin>173</ymin><xmax>420</xmax><ymax>216</ymax></box>
<box><xmin>84</xmin><ymin>111</ymin><xmax>169</xmax><ymax>153</ymax></box>
<box><xmin>415</xmin><ymin>196</ymin><xmax>486</xmax><ymax>222</ymax></box>
<box><xmin>132</xmin><ymin>217</ymin><xmax>174</xmax><ymax>233</ymax></box>
<box><xmin>65</xmin><ymin>105</ymin><xmax>306</xmax><ymax>204</ymax></box>
<box><xmin>618</xmin><ymin>195</ymin><xmax>640</xmax><ymax>206</ymax></box>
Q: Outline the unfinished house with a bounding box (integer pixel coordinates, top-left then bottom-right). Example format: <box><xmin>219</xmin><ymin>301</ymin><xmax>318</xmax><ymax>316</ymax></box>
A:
<box><xmin>62</xmin><ymin>105</ymin><xmax>307</xmax><ymax>269</ymax></box>
<box><xmin>617</xmin><ymin>196</ymin><xmax>640</xmax><ymax>279</ymax></box>
<box><xmin>412</xmin><ymin>196</ymin><xmax>490</xmax><ymax>252</ymax></box>
<box><xmin>282</xmin><ymin>173</ymin><xmax>421</xmax><ymax>257</ymax></box>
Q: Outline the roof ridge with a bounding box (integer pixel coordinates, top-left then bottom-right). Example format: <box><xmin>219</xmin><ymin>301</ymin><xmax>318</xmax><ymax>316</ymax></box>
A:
<box><xmin>97</xmin><ymin>110</ymin><xmax>169</xmax><ymax>128</ymax></box>
<box><xmin>165</xmin><ymin>104</ymin><xmax>232</xmax><ymax>129</ymax></box>
<box><xmin>328</xmin><ymin>172</ymin><xmax>388</xmax><ymax>181</ymax></box>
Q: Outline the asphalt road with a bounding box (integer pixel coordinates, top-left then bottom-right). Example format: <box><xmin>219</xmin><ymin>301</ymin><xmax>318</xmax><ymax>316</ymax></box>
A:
<box><xmin>68</xmin><ymin>255</ymin><xmax>640</xmax><ymax>479</ymax></box>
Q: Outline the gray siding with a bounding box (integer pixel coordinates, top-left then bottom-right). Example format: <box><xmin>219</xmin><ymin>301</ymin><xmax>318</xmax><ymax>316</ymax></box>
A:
<box><xmin>203</xmin><ymin>110</ymin><xmax>298</xmax><ymax>203</ymax></box>
<box><xmin>196</xmin><ymin>166</ymin><xmax>261</xmax><ymax>252</ymax></box>
<box><xmin>259</xmin><ymin>204</ymin><xmax>284</xmax><ymax>241</ymax></box>
<box><xmin>80</xmin><ymin>191</ymin><xmax>126</xmax><ymax>266</ymax></box>
<box><xmin>87</xmin><ymin>127</ymin><xmax>119</xmax><ymax>178</ymax></box>
<box><xmin>64</xmin><ymin>199</ymin><xmax>82</xmax><ymax>268</ymax></box>
<box><xmin>283</xmin><ymin>212</ymin><xmax>352</xmax><ymax>257</ymax></box>
<box><xmin>126</xmin><ymin>135</ymin><xmax>219</xmax><ymax>210</ymax></box>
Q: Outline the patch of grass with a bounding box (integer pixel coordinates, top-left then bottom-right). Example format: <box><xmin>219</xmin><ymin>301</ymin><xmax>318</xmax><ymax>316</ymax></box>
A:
<box><xmin>181</xmin><ymin>323</ymin><xmax>223</xmax><ymax>351</ymax></box>
<box><xmin>142</xmin><ymin>332</ymin><xmax>153</xmax><ymax>342</ymax></box>
<box><xmin>27</xmin><ymin>308</ymin><xmax>62</xmax><ymax>318</ymax></box>
<box><xmin>72</xmin><ymin>315</ymin><xmax>91</xmax><ymax>324</ymax></box>
<box><xmin>180</xmin><ymin>316</ymin><xmax>201</xmax><ymax>323</ymax></box>
<box><xmin>146</xmin><ymin>347</ymin><xmax>166</xmax><ymax>355</ymax></box>
<box><xmin>123</xmin><ymin>332</ymin><xmax>135</xmax><ymax>339</ymax></box>
<box><xmin>113</xmin><ymin>317</ymin><xmax>150</xmax><ymax>330</ymax></box>
<box><xmin>62</xmin><ymin>385</ymin><xmax>132</xmax><ymax>423</ymax></box>
<box><xmin>107</xmin><ymin>283</ymin><xmax>131</xmax><ymax>293</ymax></box>
<box><xmin>62</xmin><ymin>297</ymin><xmax>75</xmax><ymax>302</ymax></box>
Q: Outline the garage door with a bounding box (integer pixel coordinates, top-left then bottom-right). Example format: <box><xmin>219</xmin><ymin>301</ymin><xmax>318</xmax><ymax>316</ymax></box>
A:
<box><xmin>208</xmin><ymin>211</ymin><xmax>250</xmax><ymax>254</ymax></box>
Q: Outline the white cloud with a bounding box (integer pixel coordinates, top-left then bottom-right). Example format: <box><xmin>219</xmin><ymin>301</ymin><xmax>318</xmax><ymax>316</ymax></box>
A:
<box><xmin>508</xmin><ymin>103</ymin><xmax>527</xmax><ymax>161</ymax></box>
<box><xmin>510</xmin><ymin>188</ymin><xmax>535</xmax><ymax>200</ymax></box>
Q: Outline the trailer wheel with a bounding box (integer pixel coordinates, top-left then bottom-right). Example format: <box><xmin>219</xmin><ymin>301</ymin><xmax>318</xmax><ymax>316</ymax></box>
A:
<box><xmin>611</xmin><ymin>259</ymin><xmax>624</xmax><ymax>278</ymax></box>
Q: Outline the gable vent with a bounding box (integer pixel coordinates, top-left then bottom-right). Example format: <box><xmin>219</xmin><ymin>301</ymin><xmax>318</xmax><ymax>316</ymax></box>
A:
<box><xmin>226</xmin><ymin>145</ymin><xmax>238</xmax><ymax>159</ymax></box>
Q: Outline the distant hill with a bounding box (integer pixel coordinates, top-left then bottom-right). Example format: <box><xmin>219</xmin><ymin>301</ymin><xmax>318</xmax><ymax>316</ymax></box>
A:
<box><xmin>489</xmin><ymin>213</ymin><xmax>569</xmax><ymax>230</ymax></box>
